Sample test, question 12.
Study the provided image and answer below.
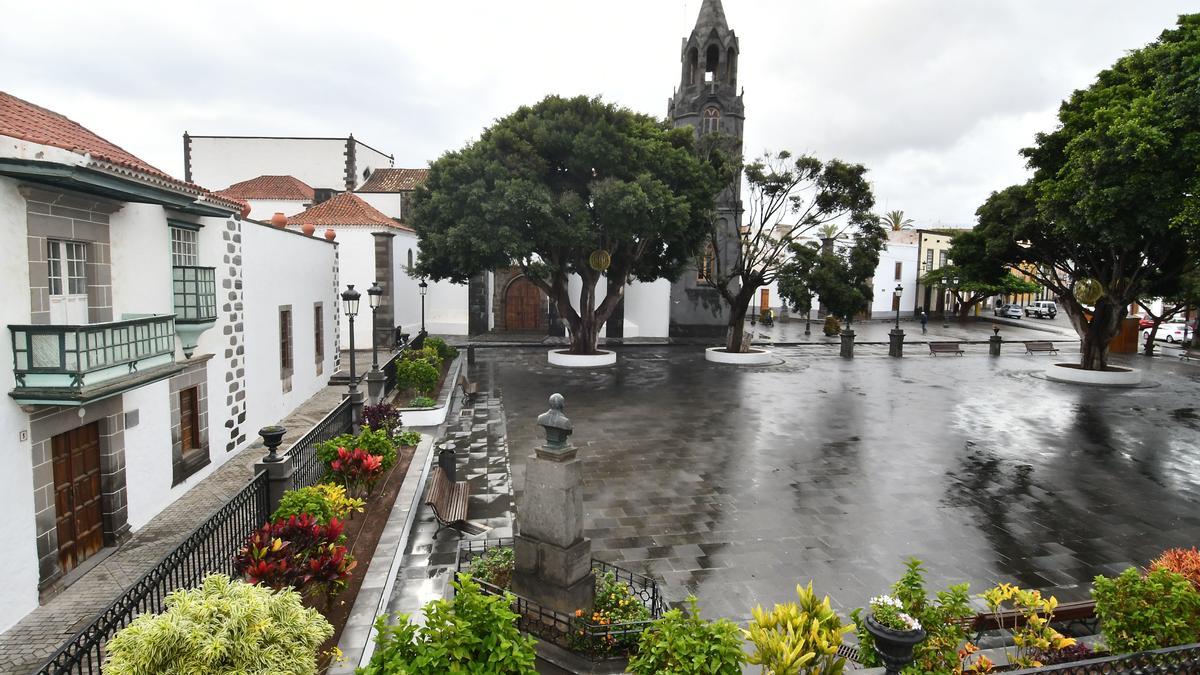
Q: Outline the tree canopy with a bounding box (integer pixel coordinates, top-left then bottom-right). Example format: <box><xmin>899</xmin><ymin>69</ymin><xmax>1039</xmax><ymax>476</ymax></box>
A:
<box><xmin>411</xmin><ymin>95</ymin><xmax>723</xmax><ymax>354</ymax></box>
<box><xmin>778</xmin><ymin>223</ymin><xmax>887</xmax><ymax>327</ymax></box>
<box><xmin>923</xmin><ymin>228</ymin><xmax>1041</xmax><ymax>317</ymax></box>
<box><xmin>967</xmin><ymin>15</ymin><xmax>1200</xmax><ymax>369</ymax></box>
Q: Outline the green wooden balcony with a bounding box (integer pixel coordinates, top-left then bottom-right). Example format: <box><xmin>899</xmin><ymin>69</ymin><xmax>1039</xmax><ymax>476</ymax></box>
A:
<box><xmin>9</xmin><ymin>315</ymin><xmax>182</xmax><ymax>405</ymax></box>
<box><xmin>173</xmin><ymin>265</ymin><xmax>217</xmax><ymax>357</ymax></box>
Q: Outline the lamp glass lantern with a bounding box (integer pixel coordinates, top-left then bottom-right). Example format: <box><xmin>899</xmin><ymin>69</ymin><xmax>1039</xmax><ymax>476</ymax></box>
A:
<box><xmin>341</xmin><ymin>285</ymin><xmax>361</xmax><ymax>318</ymax></box>
<box><xmin>367</xmin><ymin>281</ymin><xmax>383</xmax><ymax>309</ymax></box>
<box><xmin>418</xmin><ymin>279</ymin><xmax>428</xmax><ymax>296</ymax></box>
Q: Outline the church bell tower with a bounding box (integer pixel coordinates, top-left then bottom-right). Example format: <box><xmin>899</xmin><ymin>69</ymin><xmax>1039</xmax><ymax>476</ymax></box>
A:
<box><xmin>668</xmin><ymin>0</ymin><xmax>745</xmax><ymax>336</ymax></box>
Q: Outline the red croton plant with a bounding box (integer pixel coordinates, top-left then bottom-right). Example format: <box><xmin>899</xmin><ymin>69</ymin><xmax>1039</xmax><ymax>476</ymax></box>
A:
<box><xmin>235</xmin><ymin>513</ymin><xmax>355</xmax><ymax>598</ymax></box>
<box><xmin>330</xmin><ymin>446</ymin><xmax>384</xmax><ymax>497</ymax></box>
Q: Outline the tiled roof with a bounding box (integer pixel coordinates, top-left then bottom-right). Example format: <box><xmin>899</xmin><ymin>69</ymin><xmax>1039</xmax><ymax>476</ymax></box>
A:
<box><xmin>216</xmin><ymin>175</ymin><xmax>314</xmax><ymax>201</ymax></box>
<box><xmin>0</xmin><ymin>91</ymin><xmax>190</xmax><ymax>189</ymax></box>
<box><xmin>287</xmin><ymin>192</ymin><xmax>411</xmax><ymax>230</ymax></box>
<box><xmin>358</xmin><ymin>167</ymin><xmax>428</xmax><ymax>192</ymax></box>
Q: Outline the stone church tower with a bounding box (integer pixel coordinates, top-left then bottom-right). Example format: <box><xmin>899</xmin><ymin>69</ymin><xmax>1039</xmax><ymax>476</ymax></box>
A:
<box><xmin>668</xmin><ymin>0</ymin><xmax>745</xmax><ymax>336</ymax></box>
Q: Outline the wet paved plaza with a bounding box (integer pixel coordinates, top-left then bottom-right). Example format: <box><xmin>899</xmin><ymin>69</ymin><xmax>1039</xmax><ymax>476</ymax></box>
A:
<box><xmin>473</xmin><ymin>343</ymin><xmax>1200</xmax><ymax>621</ymax></box>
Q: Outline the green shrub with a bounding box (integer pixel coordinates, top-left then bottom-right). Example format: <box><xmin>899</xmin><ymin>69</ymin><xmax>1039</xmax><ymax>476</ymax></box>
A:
<box><xmin>316</xmin><ymin>427</ymin><xmax>397</xmax><ymax>471</ymax></box>
<box><xmin>361</xmin><ymin>574</ymin><xmax>536</xmax><ymax>675</ymax></box>
<box><xmin>1093</xmin><ymin>567</ymin><xmax>1200</xmax><ymax>653</ymax></box>
<box><xmin>396</xmin><ymin>358</ymin><xmax>438</xmax><ymax>396</ymax></box>
<box><xmin>272</xmin><ymin>483</ymin><xmax>364</xmax><ymax>524</ymax></box>
<box><xmin>425</xmin><ymin>336</ymin><xmax>459</xmax><ymax>361</ymax></box>
<box><xmin>408</xmin><ymin>396</ymin><xmax>436</xmax><ymax>408</ymax></box>
<box><xmin>823</xmin><ymin>315</ymin><xmax>841</xmax><ymax>336</ymax></box>
<box><xmin>402</xmin><ymin>345</ymin><xmax>443</xmax><ymax>371</ymax></box>
<box><xmin>746</xmin><ymin>581</ymin><xmax>848</xmax><ymax>675</ymax></box>
<box><xmin>851</xmin><ymin>558</ymin><xmax>973</xmax><ymax>674</ymax></box>
<box><xmin>467</xmin><ymin>546</ymin><xmax>514</xmax><ymax>589</ymax></box>
<box><xmin>396</xmin><ymin>430</ymin><xmax>422</xmax><ymax>447</ymax></box>
<box><xmin>629</xmin><ymin>596</ymin><xmax>744</xmax><ymax>675</ymax></box>
<box><xmin>105</xmin><ymin>574</ymin><xmax>332</xmax><ymax>675</ymax></box>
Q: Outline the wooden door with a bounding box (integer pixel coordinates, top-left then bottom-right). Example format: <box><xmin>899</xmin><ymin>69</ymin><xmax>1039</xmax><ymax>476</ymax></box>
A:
<box><xmin>505</xmin><ymin>277</ymin><xmax>543</xmax><ymax>331</ymax></box>
<box><xmin>52</xmin><ymin>423</ymin><xmax>104</xmax><ymax>574</ymax></box>
<box><xmin>760</xmin><ymin>288</ymin><xmax>770</xmax><ymax>312</ymax></box>
<box><xmin>180</xmin><ymin>387</ymin><xmax>200</xmax><ymax>451</ymax></box>
<box><xmin>47</xmin><ymin>240</ymin><xmax>88</xmax><ymax>324</ymax></box>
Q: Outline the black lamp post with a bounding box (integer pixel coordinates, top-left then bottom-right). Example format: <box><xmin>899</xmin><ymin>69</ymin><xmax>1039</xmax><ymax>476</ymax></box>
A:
<box><xmin>894</xmin><ymin>284</ymin><xmax>903</xmax><ymax>330</ymax></box>
<box><xmin>341</xmin><ymin>284</ymin><xmax>363</xmax><ymax>431</ymax></box>
<box><xmin>367</xmin><ymin>282</ymin><xmax>383</xmax><ymax>370</ymax></box>
<box><xmin>418</xmin><ymin>279</ymin><xmax>428</xmax><ymax>334</ymax></box>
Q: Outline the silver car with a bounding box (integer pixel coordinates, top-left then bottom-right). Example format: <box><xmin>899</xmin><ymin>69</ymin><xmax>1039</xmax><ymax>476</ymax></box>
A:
<box><xmin>998</xmin><ymin>304</ymin><xmax>1023</xmax><ymax>319</ymax></box>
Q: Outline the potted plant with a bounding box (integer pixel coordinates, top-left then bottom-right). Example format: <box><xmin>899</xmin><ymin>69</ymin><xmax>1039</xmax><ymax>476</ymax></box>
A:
<box><xmin>864</xmin><ymin>595</ymin><xmax>927</xmax><ymax>674</ymax></box>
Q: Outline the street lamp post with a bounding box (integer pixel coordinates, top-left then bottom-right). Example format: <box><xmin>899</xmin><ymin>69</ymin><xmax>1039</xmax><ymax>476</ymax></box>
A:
<box><xmin>889</xmin><ymin>284</ymin><xmax>904</xmax><ymax>357</ymax></box>
<box><xmin>418</xmin><ymin>279</ymin><xmax>428</xmax><ymax>335</ymax></box>
<box><xmin>342</xmin><ymin>285</ymin><xmax>364</xmax><ymax>432</ymax></box>
<box><xmin>365</xmin><ymin>282</ymin><xmax>385</xmax><ymax>405</ymax></box>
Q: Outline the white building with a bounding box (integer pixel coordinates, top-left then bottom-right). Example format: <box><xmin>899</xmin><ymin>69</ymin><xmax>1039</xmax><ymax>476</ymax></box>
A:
<box><xmin>184</xmin><ymin>134</ymin><xmax>393</xmax><ymax>194</ymax></box>
<box><xmin>870</xmin><ymin>231</ymin><xmax>920</xmax><ymax>317</ymax></box>
<box><xmin>0</xmin><ymin>91</ymin><xmax>340</xmax><ymax>632</ymax></box>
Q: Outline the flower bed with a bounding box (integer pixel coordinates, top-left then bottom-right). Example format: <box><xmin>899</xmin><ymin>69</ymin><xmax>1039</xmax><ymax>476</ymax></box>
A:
<box><xmin>455</xmin><ymin>537</ymin><xmax>665</xmax><ymax>661</ymax></box>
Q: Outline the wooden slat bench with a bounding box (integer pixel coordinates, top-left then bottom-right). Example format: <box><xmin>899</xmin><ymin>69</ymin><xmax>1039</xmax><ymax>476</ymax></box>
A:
<box><xmin>457</xmin><ymin>373</ymin><xmax>479</xmax><ymax>404</ymax></box>
<box><xmin>1024</xmin><ymin>340</ymin><xmax>1058</xmax><ymax>355</ymax></box>
<box><xmin>425</xmin><ymin>449</ymin><xmax>469</xmax><ymax>539</ymax></box>
<box><xmin>1181</xmin><ymin>348</ymin><xmax>1200</xmax><ymax>362</ymax></box>
<box><xmin>929</xmin><ymin>341</ymin><xmax>964</xmax><ymax>356</ymax></box>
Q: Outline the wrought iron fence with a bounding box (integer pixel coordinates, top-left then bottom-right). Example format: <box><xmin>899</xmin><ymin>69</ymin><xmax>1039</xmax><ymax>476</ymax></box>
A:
<box><xmin>456</xmin><ymin>538</ymin><xmax>665</xmax><ymax>661</ymax></box>
<box><xmin>36</xmin><ymin>471</ymin><xmax>270</xmax><ymax>674</ymax></box>
<box><xmin>288</xmin><ymin>396</ymin><xmax>354</xmax><ymax>490</ymax></box>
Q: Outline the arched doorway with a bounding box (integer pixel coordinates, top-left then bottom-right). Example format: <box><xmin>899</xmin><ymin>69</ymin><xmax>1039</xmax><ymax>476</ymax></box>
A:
<box><xmin>505</xmin><ymin>276</ymin><xmax>544</xmax><ymax>331</ymax></box>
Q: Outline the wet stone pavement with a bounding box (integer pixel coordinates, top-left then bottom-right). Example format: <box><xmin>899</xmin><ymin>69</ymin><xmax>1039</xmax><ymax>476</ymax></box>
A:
<box><xmin>473</xmin><ymin>345</ymin><xmax>1200</xmax><ymax>622</ymax></box>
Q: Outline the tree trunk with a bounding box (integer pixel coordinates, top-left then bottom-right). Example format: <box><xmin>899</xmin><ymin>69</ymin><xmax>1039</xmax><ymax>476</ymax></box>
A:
<box><xmin>1079</xmin><ymin>300</ymin><xmax>1123</xmax><ymax>370</ymax></box>
<box><xmin>725</xmin><ymin>301</ymin><xmax>751</xmax><ymax>352</ymax></box>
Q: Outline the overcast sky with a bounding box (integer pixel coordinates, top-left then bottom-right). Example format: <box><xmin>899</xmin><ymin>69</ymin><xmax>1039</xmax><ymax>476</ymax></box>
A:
<box><xmin>1</xmin><ymin>1</ymin><xmax>1192</xmax><ymax>226</ymax></box>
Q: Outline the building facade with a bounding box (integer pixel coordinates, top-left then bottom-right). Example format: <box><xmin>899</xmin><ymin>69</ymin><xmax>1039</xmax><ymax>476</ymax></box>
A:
<box><xmin>0</xmin><ymin>92</ymin><xmax>339</xmax><ymax>632</ymax></box>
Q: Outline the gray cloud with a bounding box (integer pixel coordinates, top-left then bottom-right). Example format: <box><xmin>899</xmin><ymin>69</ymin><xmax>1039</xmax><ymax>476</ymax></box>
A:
<box><xmin>1</xmin><ymin>0</ymin><xmax>1191</xmax><ymax>224</ymax></box>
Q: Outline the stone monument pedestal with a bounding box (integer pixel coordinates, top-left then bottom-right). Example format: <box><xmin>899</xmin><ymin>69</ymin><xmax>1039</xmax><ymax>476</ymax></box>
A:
<box><xmin>888</xmin><ymin>328</ymin><xmax>905</xmax><ymax>357</ymax></box>
<box><xmin>840</xmin><ymin>330</ymin><xmax>855</xmax><ymax>358</ymax></box>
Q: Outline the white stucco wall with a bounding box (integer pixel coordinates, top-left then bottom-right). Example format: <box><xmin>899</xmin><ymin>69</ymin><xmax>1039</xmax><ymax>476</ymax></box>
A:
<box><xmin>872</xmin><ymin>242</ymin><xmax>919</xmax><ymax>315</ymax></box>
<box><xmin>623</xmin><ymin>279</ymin><xmax>670</xmax><ymax>338</ymax></box>
<box><xmin>241</xmin><ymin>222</ymin><xmax>338</xmax><ymax>433</ymax></box>
<box><xmin>188</xmin><ymin>137</ymin><xmax>350</xmax><ymax>192</ymax></box>
<box><xmin>244</xmin><ymin>198</ymin><xmax>309</xmax><ymax>222</ymax></box>
<box><xmin>109</xmin><ymin>203</ymin><xmax>173</xmax><ymax>319</ymax></box>
<box><xmin>122</xmin><ymin>380</ymin><xmax>173</xmax><ymax>530</ymax></box>
<box><xmin>354</xmin><ymin>141</ymin><xmax>395</xmax><ymax>189</ymax></box>
<box><xmin>390</xmin><ymin>232</ymin><xmax>468</xmax><ymax>336</ymax></box>
<box><xmin>328</xmin><ymin>228</ymin><xmax>380</xmax><ymax>342</ymax></box>
<box><xmin>0</xmin><ymin>177</ymin><xmax>41</xmax><ymax>632</ymax></box>
<box><xmin>356</xmin><ymin>192</ymin><xmax>403</xmax><ymax>220</ymax></box>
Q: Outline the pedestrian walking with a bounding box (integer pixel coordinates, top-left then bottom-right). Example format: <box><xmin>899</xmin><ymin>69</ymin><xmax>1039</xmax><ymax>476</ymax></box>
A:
<box><xmin>920</xmin><ymin>310</ymin><xmax>928</xmax><ymax>334</ymax></box>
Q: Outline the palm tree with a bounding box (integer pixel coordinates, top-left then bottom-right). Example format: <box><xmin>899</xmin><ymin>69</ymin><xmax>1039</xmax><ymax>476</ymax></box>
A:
<box><xmin>881</xmin><ymin>210</ymin><xmax>914</xmax><ymax>231</ymax></box>
<box><xmin>817</xmin><ymin>223</ymin><xmax>841</xmax><ymax>240</ymax></box>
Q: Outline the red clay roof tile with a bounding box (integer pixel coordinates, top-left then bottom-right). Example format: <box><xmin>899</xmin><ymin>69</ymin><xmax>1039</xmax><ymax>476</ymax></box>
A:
<box><xmin>216</xmin><ymin>175</ymin><xmax>315</xmax><ymax>201</ymax></box>
<box><xmin>287</xmin><ymin>192</ymin><xmax>410</xmax><ymax>230</ymax></box>
<box><xmin>358</xmin><ymin>167</ymin><xmax>428</xmax><ymax>192</ymax></box>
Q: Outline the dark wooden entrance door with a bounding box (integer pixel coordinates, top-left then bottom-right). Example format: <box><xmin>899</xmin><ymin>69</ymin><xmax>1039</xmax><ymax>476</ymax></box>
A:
<box><xmin>505</xmin><ymin>277</ymin><xmax>543</xmax><ymax>331</ymax></box>
<box><xmin>52</xmin><ymin>422</ymin><xmax>104</xmax><ymax>574</ymax></box>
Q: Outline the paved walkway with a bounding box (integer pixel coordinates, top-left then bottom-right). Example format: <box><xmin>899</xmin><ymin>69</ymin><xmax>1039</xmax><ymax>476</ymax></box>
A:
<box><xmin>0</xmin><ymin>385</ymin><xmax>346</xmax><ymax>674</ymax></box>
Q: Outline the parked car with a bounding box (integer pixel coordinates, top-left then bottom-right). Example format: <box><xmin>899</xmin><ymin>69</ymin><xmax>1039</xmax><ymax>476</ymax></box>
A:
<box><xmin>1024</xmin><ymin>300</ymin><xmax>1058</xmax><ymax>319</ymax></box>
<box><xmin>997</xmin><ymin>304</ymin><xmax>1023</xmax><ymax>319</ymax></box>
<box><xmin>1142</xmin><ymin>322</ymin><xmax>1189</xmax><ymax>343</ymax></box>
<box><xmin>1139</xmin><ymin>316</ymin><xmax>1156</xmax><ymax>329</ymax></box>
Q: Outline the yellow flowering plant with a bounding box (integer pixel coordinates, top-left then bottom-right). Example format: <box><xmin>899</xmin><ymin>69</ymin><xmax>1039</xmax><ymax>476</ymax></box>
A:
<box><xmin>980</xmin><ymin>583</ymin><xmax>1075</xmax><ymax>669</ymax></box>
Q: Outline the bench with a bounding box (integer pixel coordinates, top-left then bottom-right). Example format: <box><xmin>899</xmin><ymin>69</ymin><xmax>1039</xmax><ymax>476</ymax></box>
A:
<box><xmin>1024</xmin><ymin>340</ymin><xmax>1058</xmax><ymax>355</ymax></box>
<box><xmin>424</xmin><ymin>449</ymin><xmax>469</xmax><ymax>539</ymax></box>
<box><xmin>928</xmin><ymin>341</ymin><xmax>964</xmax><ymax>356</ymax></box>
<box><xmin>1182</xmin><ymin>349</ymin><xmax>1200</xmax><ymax>362</ymax></box>
<box><xmin>457</xmin><ymin>373</ymin><xmax>479</xmax><ymax>404</ymax></box>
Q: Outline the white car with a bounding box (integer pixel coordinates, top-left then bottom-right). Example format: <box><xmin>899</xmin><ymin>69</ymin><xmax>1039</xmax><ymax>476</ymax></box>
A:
<box><xmin>997</xmin><ymin>304</ymin><xmax>1023</xmax><ymax>319</ymax></box>
<box><xmin>1143</xmin><ymin>322</ymin><xmax>1189</xmax><ymax>343</ymax></box>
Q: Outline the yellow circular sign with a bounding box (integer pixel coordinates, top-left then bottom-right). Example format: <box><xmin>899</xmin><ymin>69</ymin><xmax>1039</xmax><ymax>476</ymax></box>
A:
<box><xmin>1073</xmin><ymin>278</ymin><xmax>1103</xmax><ymax>305</ymax></box>
<box><xmin>588</xmin><ymin>249</ymin><xmax>611</xmax><ymax>271</ymax></box>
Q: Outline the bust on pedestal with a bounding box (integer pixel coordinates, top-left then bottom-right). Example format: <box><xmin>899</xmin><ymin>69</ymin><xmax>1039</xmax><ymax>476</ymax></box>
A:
<box><xmin>512</xmin><ymin>394</ymin><xmax>595</xmax><ymax>615</ymax></box>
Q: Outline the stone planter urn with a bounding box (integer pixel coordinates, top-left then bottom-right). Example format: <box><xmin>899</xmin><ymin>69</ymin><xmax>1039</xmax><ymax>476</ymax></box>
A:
<box><xmin>324</xmin><ymin>228</ymin><xmax>337</xmax><ymax>241</ymax></box>
<box><xmin>865</xmin><ymin>614</ymin><xmax>927</xmax><ymax>675</ymax></box>
<box><xmin>270</xmin><ymin>212</ymin><xmax>288</xmax><ymax>228</ymax></box>
<box><xmin>302</xmin><ymin>222</ymin><xmax>316</xmax><ymax>237</ymax></box>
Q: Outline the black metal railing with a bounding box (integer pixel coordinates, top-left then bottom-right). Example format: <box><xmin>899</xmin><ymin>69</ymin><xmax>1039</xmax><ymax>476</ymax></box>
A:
<box><xmin>172</xmin><ymin>266</ymin><xmax>216</xmax><ymax>323</ymax></box>
<box><xmin>456</xmin><ymin>538</ymin><xmax>665</xmax><ymax>661</ymax></box>
<box><xmin>288</xmin><ymin>396</ymin><xmax>354</xmax><ymax>490</ymax></box>
<box><xmin>37</xmin><ymin>471</ymin><xmax>270</xmax><ymax>674</ymax></box>
<box><xmin>382</xmin><ymin>349</ymin><xmax>403</xmax><ymax>397</ymax></box>
<box><xmin>1006</xmin><ymin>642</ymin><xmax>1200</xmax><ymax>673</ymax></box>
<box><xmin>10</xmin><ymin>315</ymin><xmax>176</xmax><ymax>387</ymax></box>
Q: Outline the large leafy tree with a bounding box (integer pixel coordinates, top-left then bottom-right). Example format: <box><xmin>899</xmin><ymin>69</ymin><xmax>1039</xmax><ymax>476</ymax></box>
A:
<box><xmin>777</xmin><ymin>223</ymin><xmax>887</xmax><ymax>328</ymax></box>
<box><xmin>699</xmin><ymin>150</ymin><xmax>875</xmax><ymax>352</ymax></box>
<box><xmin>411</xmin><ymin>95</ymin><xmax>722</xmax><ymax>354</ymax></box>
<box><xmin>971</xmin><ymin>15</ymin><xmax>1200</xmax><ymax>370</ymax></box>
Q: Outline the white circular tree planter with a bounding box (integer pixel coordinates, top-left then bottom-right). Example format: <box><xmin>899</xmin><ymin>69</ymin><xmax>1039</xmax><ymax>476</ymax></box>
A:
<box><xmin>705</xmin><ymin>346</ymin><xmax>775</xmax><ymax>365</ymax></box>
<box><xmin>547</xmin><ymin>349</ymin><xmax>617</xmax><ymax>367</ymax></box>
<box><xmin>1045</xmin><ymin>363</ymin><xmax>1142</xmax><ymax>386</ymax></box>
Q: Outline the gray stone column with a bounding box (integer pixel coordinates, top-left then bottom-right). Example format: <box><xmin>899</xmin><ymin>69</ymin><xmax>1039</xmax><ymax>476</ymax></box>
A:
<box><xmin>888</xmin><ymin>328</ymin><xmax>904</xmax><ymax>357</ymax></box>
<box><xmin>989</xmin><ymin>327</ymin><xmax>1003</xmax><ymax>356</ymax></box>
<box><xmin>372</xmin><ymin>232</ymin><xmax>396</xmax><ymax>349</ymax></box>
<box><xmin>840</xmin><ymin>329</ymin><xmax>855</xmax><ymax>358</ymax></box>
<box><xmin>512</xmin><ymin>394</ymin><xmax>595</xmax><ymax>616</ymax></box>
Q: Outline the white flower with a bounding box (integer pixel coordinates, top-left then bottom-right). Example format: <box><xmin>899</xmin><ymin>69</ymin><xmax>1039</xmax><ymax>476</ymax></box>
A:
<box><xmin>898</xmin><ymin>613</ymin><xmax>922</xmax><ymax>631</ymax></box>
<box><xmin>869</xmin><ymin>595</ymin><xmax>902</xmax><ymax>609</ymax></box>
